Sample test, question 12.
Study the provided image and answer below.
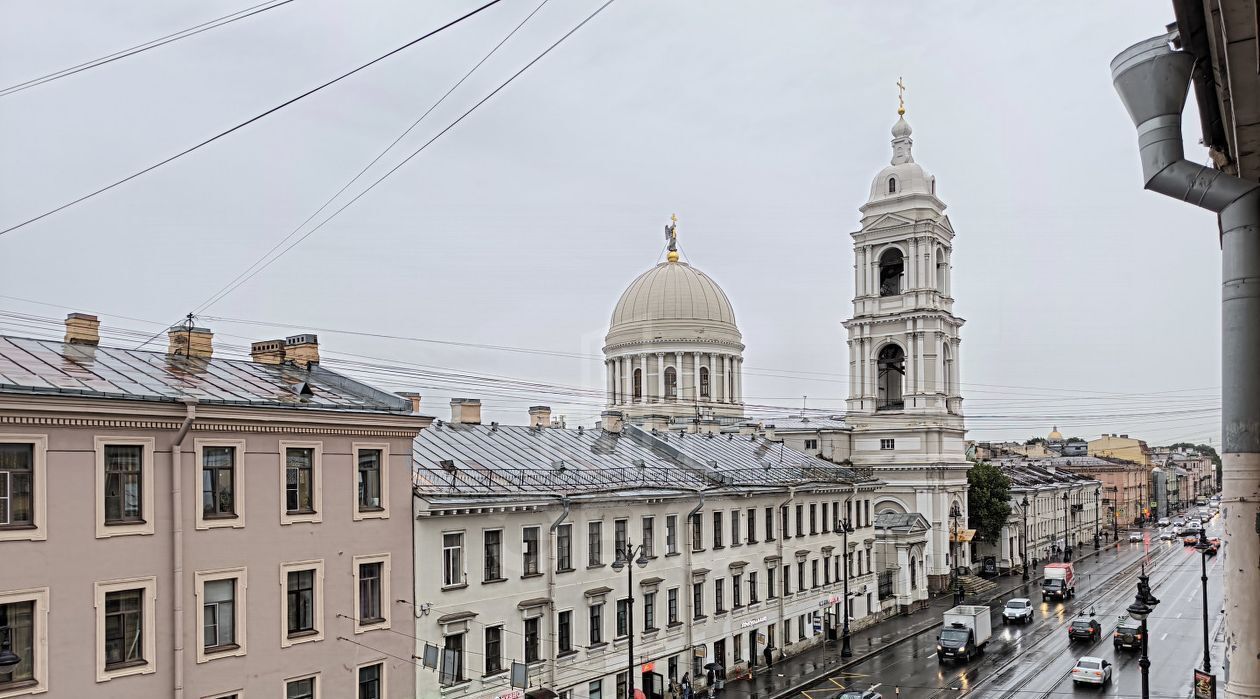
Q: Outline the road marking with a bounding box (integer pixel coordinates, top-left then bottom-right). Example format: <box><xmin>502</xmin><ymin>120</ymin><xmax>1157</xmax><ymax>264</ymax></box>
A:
<box><xmin>1177</xmin><ymin>613</ymin><xmax>1183</xmax><ymax>618</ymax></box>
<box><xmin>1161</xmin><ymin>633</ymin><xmax>1168</xmax><ymax>640</ymax></box>
<box><xmin>928</xmin><ymin>652</ymin><xmax>937</xmax><ymax>658</ymax></box>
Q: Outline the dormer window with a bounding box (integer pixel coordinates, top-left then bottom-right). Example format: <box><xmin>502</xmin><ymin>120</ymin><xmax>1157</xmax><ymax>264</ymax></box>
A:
<box><xmin>887</xmin><ymin>177</ymin><xmax>897</xmax><ymax>194</ymax></box>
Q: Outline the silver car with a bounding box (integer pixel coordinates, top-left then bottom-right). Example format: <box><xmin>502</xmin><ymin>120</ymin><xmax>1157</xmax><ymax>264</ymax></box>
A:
<box><xmin>1071</xmin><ymin>656</ymin><xmax>1112</xmax><ymax>686</ymax></box>
<box><xmin>1128</xmin><ymin>531</ymin><xmax>1143</xmax><ymax>542</ymax></box>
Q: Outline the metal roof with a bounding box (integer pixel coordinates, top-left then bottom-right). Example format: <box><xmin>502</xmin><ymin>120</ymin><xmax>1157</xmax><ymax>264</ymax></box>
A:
<box><xmin>0</xmin><ymin>335</ymin><xmax>410</xmax><ymax>413</ymax></box>
<box><xmin>413</xmin><ymin>422</ymin><xmax>877</xmax><ymax>498</ymax></box>
<box><xmin>993</xmin><ymin>458</ymin><xmax>1103</xmax><ymax>489</ymax></box>
<box><xmin>759</xmin><ymin>415</ymin><xmax>851</xmax><ymax>432</ymax></box>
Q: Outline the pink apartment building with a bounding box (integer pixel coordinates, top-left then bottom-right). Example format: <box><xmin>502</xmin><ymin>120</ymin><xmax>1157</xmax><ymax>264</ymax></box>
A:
<box><xmin>0</xmin><ymin>315</ymin><xmax>429</xmax><ymax>699</ymax></box>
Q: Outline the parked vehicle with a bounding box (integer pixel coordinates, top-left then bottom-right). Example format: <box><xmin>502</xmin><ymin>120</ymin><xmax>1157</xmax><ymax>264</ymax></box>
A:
<box><xmin>937</xmin><ymin>605</ymin><xmax>992</xmax><ymax>663</ymax></box>
<box><xmin>834</xmin><ymin>688</ymin><xmax>883</xmax><ymax>699</ymax></box>
<box><xmin>1113</xmin><ymin>616</ymin><xmax>1143</xmax><ymax>649</ymax></box>
<box><xmin>1173</xmin><ymin>517</ymin><xmax>1186</xmax><ymax>527</ymax></box>
<box><xmin>1042</xmin><ymin>563</ymin><xmax>1075</xmax><ymax>601</ymax></box>
<box><xmin>1072</xmin><ymin>657</ymin><xmax>1113</xmax><ymax>686</ymax></box>
<box><xmin>1157</xmin><ymin>517</ymin><xmax>1170</xmax><ymax>527</ymax></box>
<box><xmin>1068</xmin><ymin>615</ymin><xmax>1102</xmax><ymax>642</ymax></box>
<box><xmin>1002</xmin><ymin>598</ymin><xmax>1034</xmax><ymax>624</ymax></box>
<box><xmin>1187</xmin><ymin>519</ymin><xmax>1203</xmax><ymax>531</ymax></box>
<box><xmin>1128</xmin><ymin>531</ymin><xmax>1143</xmax><ymax>542</ymax></box>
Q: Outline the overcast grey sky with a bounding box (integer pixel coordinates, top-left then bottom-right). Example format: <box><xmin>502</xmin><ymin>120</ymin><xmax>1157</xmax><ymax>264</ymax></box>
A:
<box><xmin>0</xmin><ymin>1</ymin><xmax>1223</xmax><ymax>445</ymax></box>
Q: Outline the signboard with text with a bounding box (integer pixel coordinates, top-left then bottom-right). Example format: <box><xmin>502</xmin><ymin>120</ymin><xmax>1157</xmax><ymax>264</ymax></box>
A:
<box><xmin>1194</xmin><ymin>670</ymin><xmax>1216</xmax><ymax>699</ymax></box>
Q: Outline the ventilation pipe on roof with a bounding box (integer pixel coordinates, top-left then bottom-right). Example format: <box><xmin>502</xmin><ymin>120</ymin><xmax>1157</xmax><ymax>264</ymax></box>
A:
<box><xmin>1113</xmin><ymin>32</ymin><xmax>1260</xmax><ymax>697</ymax></box>
<box><xmin>600</xmin><ymin>410</ymin><xmax>624</xmax><ymax>434</ymax></box>
<box><xmin>284</xmin><ymin>334</ymin><xmax>319</xmax><ymax>368</ymax></box>
<box><xmin>250</xmin><ymin>340</ymin><xmax>285</xmax><ymax>365</ymax></box>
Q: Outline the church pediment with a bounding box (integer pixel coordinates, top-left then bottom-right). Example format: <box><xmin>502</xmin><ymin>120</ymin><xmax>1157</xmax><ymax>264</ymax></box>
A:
<box><xmin>858</xmin><ymin>212</ymin><xmax>916</xmax><ymax>232</ymax></box>
<box><xmin>873</xmin><ymin>511</ymin><xmax>931</xmax><ymax>533</ymax></box>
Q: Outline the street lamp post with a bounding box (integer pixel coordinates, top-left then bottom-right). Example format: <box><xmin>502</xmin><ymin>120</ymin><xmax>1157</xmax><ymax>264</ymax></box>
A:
<box><xmin>840</xmin><ymin>516</ymin><xmax>854</xmax><ymax>658</ymax></box>
<box><xmin>1020</xmin><ymin>495</ymin><xmax>1030</xmax><ymax>581</ymax></box>
<box><xmin>611</xmin><ymin>541</ymin><xmax>649</xmax><ymax>699</ymax></box>
<box><xmin>1195</xmin><ymin>538</ymin><xmax>1213</xmax><ymax>673</ymax></box>
<box><xmin>1061</xmin><ymin>492</ymin><xmax>1071</xmax><ymax>561</ymax></box>
<box><xmin>1093</xmin><ymin>487</ymin><xmax>1101</xmax><ymax>550</ymax></box>
<box><xmin>1126</xmin><ymin>564</ymin><xmax>1161</xmax><ymax>699</ymax></box>
<box><xmin>950</xmin><ymin>503</ymin><xmax>963</xmax><ymax>605</ymax></box>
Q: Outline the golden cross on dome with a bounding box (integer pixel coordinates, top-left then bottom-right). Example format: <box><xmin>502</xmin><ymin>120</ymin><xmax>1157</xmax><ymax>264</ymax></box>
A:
<box><xmin>896</xmin><ymin>76</ymin><xmax>906</xmax><ymax>115</ymax></box>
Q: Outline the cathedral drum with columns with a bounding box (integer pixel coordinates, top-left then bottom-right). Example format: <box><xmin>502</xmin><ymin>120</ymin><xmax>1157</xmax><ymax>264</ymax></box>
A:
<box><xmin>843</xmin><ymin>98</ymin><xmax>972</xmax><ymax>593</ymax></box>
<box><xmin>603</xmin><ymin>218</ymin><xmax>746</xmax><ymax>426</ymax></box>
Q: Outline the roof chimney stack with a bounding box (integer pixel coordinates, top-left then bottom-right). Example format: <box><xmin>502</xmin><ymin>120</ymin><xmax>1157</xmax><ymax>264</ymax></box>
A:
<box><xmin>167</xmin><ymin>325</ymin><xmax>213</xmax><ymax>358</ymax></box>
<box><xmin>450</xmin><ymin>398</ymin><xmax>482</xmax><ymax>425</ymax></box>
<box><xmin>529</xmin><ymin>406</ymin><xmax>552</xmax><ymax>429</ymax></box>
<box><xmin>250</xmin><ymin>339</ymin><xmax>285</xmax><ymax>365</ymax></box>
<box><xmin>763</xmin><ymin>424</ymin><xmax>778</xmax><ymax>442</ymax></box>
<box><xmin>396</xmin><ymin>392</ymin><xmax>422</xmax><ymax>414</ymax></box>
<box><xmin>600</xmin><ymin>410</ymin><xmax>624</xmax><ymax>434</ymax></box>
<box><xmin>64</xmin><ymin>313</ymin><xmax>100</xmax><ymax>346</ymax></box>
<box><xmin>285</xmin><ymin>334</ymin><xmax>319</xmax><ymax>368</ymax></box>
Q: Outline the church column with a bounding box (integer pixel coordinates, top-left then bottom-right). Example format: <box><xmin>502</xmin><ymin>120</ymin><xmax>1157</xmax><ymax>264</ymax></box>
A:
<box><xmin>605</xmin><ymin>360</ymin><xmax>614</xmax><ymax>404</ymax></box>
<box><xmin>907</xmin><ymin>237</ymin><xmax>917</xmax><ymax>290</ymax></box>
<box><xmin>916</xmin><ymin>331</ymin><xmax>926</xmax><ymax>395</ymax></box>
<box><xmin>935</xmin><ymin>333</ymin><xmax>945</xmax><ymax>393</ymax></box>
<box><xmin>856</xmin><ymin>247</ymin><xmax>866</xmax><ymax>297</ymax></box>
<box><xmin>675</xmin><ymin>351</ymin><xmax>684</xmax><ymax>399</ymax></box>
<box><xmin>656</xmin><ymin>353</ymin><xmax>665</xmax><ymax>403</ymax></box>
<box><xmin>708</xmin><ymin>352</ymin><xmax>718</xmax><ymax>402</ymax></box>
<box><xmin>734</xmin><ymin>357</ymin><xmax>742</xmax><ymax>403</ymax></box>
<box><xmin>639</xmin><ymin>353</ymin><xmax>648</xmax><ymax>403</ymax></box>
<box><xmin>693</xmin><ymin>351</ymin><xmax>702</xmax><ymax>401</ymax></box>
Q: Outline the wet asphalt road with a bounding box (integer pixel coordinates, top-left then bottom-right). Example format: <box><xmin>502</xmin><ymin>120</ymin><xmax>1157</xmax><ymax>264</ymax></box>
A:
<box><xmin>790</xmin><ymin>520</ymin><xmax>1225</xmax><ymax>699</ymax></box>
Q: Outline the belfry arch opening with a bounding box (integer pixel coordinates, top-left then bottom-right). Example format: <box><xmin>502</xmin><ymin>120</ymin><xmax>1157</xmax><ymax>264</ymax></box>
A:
<box><xmin>633</xmin><ymin>368</ymin><xmax>642</xmax><ymax>401</ymax></box>
<box><xmin>664</xmin><ymin>367</ymin><xmax>677</xmax><ymax>399</ymax></box>
<box><xmin>876</xmin><ymin>344</ymin><xmax>905</xmax><ymax>411</ymax></box>
<box><xmin>936</xmin><ymin>245</ymin><xmax>948</xmax><ymax>294</ymax></box>
<box><xmin>879</xmin><ymin>248</ymin><xmax>904</xmax><ymax>297</ymax></box>
<box><xmin>699</xmin><ymin>367</ymin><xmax>710</xmax><ymax>399</ymax></box>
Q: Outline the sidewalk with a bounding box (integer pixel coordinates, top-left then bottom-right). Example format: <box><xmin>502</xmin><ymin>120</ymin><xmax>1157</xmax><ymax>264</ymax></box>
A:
<box><xmin>712</xmin><ymin>541</ymin><xmax>1122</xmax><ymax>699</ymax></box>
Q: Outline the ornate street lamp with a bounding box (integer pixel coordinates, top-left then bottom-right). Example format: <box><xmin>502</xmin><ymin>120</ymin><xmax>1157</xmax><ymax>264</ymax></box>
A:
<box><xmin>1020</xmin><ymin>494</ymin><xmax>1030</xmax><ymax>581</ymax></box>
<box><xmin>1093</xmin><ymin>487</ymin><xmax>1101</xmax><ymax>550</ymax></box>
<box><xmin>1127</xmin><ymin>564</ymin><xmax>1161</xmax><ymax>699</ymax></box>
<box><xmin>1061</xmin><ymin>492</ymin><xmax>1071</xmax><ymax>561</ymax></box>
<box><xmin>1195</xmin><ymin>537</ymin><xmax>1213</xmax><ymax>673</ymax></box>
<box><xmin>611</xmin><ymin>541</ymin><xmax>650</xmax><ymax>699</ymax></box>
<box><xmin>839</xmin><ymin>515</ymin><xmax>854</xmax><ymax>657</ymax></box>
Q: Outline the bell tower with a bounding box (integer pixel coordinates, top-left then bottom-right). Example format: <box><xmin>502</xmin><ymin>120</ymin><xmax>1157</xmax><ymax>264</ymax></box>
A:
<box><xmin>844</xmin><ymin>93</ymin><xmax>971</xmax><ymax>592</ymax></box>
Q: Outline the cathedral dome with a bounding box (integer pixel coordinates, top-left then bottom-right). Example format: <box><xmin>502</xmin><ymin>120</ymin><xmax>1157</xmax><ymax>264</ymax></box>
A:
<box><xmin>609</xmin><ymin>261</ymin><xmax>738</xmax><ymax>331</ymax></box>
<box><xmin>865</xmin><ymin>113</ymin><xmax>937</xmax><ymax>206</ymax></box>
<box><xmin>1048</xmin><ymin>426</ymin><xmax>1064</xmax><ymax>441</ymax></box>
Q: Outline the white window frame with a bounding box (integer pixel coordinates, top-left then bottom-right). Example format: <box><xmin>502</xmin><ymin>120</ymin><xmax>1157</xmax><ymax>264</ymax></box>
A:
<box><xmin>94</xmin><ymin>437</ymin><xmax>156</xmax><ymax>538</ymax></box>
<box><xmin>278</xmin><ymin>441</ymin><xmax>323</xmax><ymax>525</ymax></box>
<box><xmin>352</xmin><ymin>553</ymin><xmax>391</xmax><ymax>634</ymax></box>
<box><xmin>880</xmin><ymin>439</ymin><xmax>895</xmax><ymax>451</ymax></box>
<box><xmin>352</xmin><ymin>442</ymin><xmax>390</xmax><ymax>521</ymax></box>
<box><xmin>442</xmin><ymin>531</ymin><xmax>465</xmax><ymax>589</ymax></box>
<box><xmin>0</xmin><ymin>435</ymin><xmax>47</xmax><ymax>543</ymax></box>
<box><xmin>94</xmin><ymin>576</ymin><xmax>158</xmax><ymax>682</ymax></box>
<box><xmin>194</xmin><ymin>439</ymin><xmax>247</xmax><ymax>531</ymax></box>
<box><xmin>0</xmin><ymin>587</ymin><xmax>49</xmax><ymax>699</ymax></box>
<box><xmin>280</xmin><ymin>560</ymin><xmax>325</xmax><ymax>647</ymax></box>
<box><xmin>195</xmin><ymin>567</ymin><xmax>248</xmax><ymax>663</ymax></box>
<box><xmin>283</xmin><ymin>672</ymin><xmax>320</xmax><ymax>699</ymax></box>
<box><xmin>355</xmin><ymin>659</ymin><xmax>386</xmax><ymax>699</ymax></box>
<box><xmin>201</xmin><ymin>691</ymin><xmax>242</xmax><ymax>699</ymax></box>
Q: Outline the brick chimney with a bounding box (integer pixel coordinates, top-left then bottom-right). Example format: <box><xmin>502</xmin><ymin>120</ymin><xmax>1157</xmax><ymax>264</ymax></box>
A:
<box><xmin>250</xmin><ymin>339</ymin><xmax>285</xmax><ymax>365</ymax></box>
<box><xmin>396</xmin><ymin>392</ymin><xmax>422</xmax><ymax>414</ymax></box>
<box><xmin>600</xmin><ymin>410</ymin><xmax>624</xmax><ymax>434</ymax></box>
<box><xmin>64</xmin><ymin>313</ymin><xmax>100</xmax><ymax>345</ymax></box>
<box><xmin>167</xmin><ymin>325</ymin><xmax>213</xmax><ymax>358</ymax></box>
<box><xmin>285</xmin><ymin>334</ymin><xmax>319</xmax><ymax>368</ymax></box>
<box><xmin>529</xmin><ymin>406</ymin><xmax>552</xmax><ymax>429</ymax></box>
<box><xmin>450</xmin><ymin>398</ymin><xmax>482</xmax><ymax>425</ymax></box>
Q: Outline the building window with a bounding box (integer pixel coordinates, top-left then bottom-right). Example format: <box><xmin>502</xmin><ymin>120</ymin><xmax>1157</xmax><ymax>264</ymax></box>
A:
<box><xmin>692</xmin><ymin>582</ymin><xmax>704</xmax><ymax>619</ymax></box>
<box><xmin>888</xmin><ymin>176</ymin><xmax>897</xmax><ymax>194</ymax></box>
<box><xmin>765</xmin><ymin>507</ymin><xmax>775</xmax><ymax>541</ymax></box>
<box><xmin>811</xmin><ymin>560</ymin><xmax>819</xmax><ymax>588</ymax></box>
<box><xmin>642</xmin><ymin>516</ymin><xmax>655</xmax><ymax>557</ymax></box>
<box><xmin>484</xmin><ymin>626</ymin><xmax>502</xmax><ymax>675</ymax></box>
<box><xmin>732</xmin><ymin>574</ymin><xmax>743</xmax><ymax>607</ymax></box>
<box><xmin>804</xmin><ymin>439</ymin><xmax>819</xmax><ymax>450</ymax></box>
<box><xmin>202</xmin><ymin>579</ymin><xmax>236</xmax><ymax>651</ymax></box>
<box><xmin>734</xmin><ymin>633</ymin><xmax>743</xmax><ymax>662</ymax></box>
<box><xmin>667</xmin><ymin>588</ymin><xmax>679</xmax><ymax>625</ymax></box>
<box><xmin>880</xmin><ymin>438</ymin><xmax>895</xmax><ymax>450</ymax></box>
<box><xmin>798</xmin><ymin>614</ymin><xmax>807</xmax><ymax>641</ymax></box>
<box><xmin>633</xmin><ymin>369</ymin><xmax>642</xmax><ymax>400</ymax></box>
<box><xmin>589</xmin><ymin>604</ymin><xmax>604</xmax><ymax>644</ymax></box>
<box><xmin>358</xmin><ymin>663</ymin><xmax>382</xmax><ymax>699</ymax></box>
<box><xmin>665</xmin><ymin>515</ymin><xmax>677</xmax><ymax>554</ymax></box>
<box><xmin>664</xmin><ymin>367</ymin><xmax>677</xmax><ymax>398</ymax></box>
<box><xmin>798</xmin><ymin>561</ymin><xmax>807</xmax><ymax>590</ymax></box>
<box><xmin>286</xmin><ymin>676</ymin><xmax>317</xmax><ymax>699</ymax></box>
<box><xmin>730</xmin><ymin>510</ymin><xmax>740</xmax><ymax>545</ymax></box>
<box><xmin>749</xmin><ymin>571</ymin><xmax>759</xmax><ymax>603</ymax></box>
<box><xmin>558</xmin><ymin>611</ymin><xmax>573</xmax><ymax>653</ymax></box>
<box><xmin>767</xmin><ymin>567</ymin><xmax>776</xmax><ymax>598</ymax></box>
<box><xmin>484</xmin><ymin>530</ymin><xmax>502</xmax><ymax>581</ymax></box>
<box><xmin>783</xmin><ymin>565</ymin><xmax>791</xmax><ymax>595</ymax></box>
<box><xmin>355</xmin><ymin>444</ymin><xmax>388</xmax><ymax>517</ymax></box>
<box><xmin>795</xmin><ymin>504</ymin><xmax>804</xmax><ymax>537</ymax></box>
<box><xmin>781</xmin><ymin>506</ymin><xmax>789</xmax><ymax>539</ymax></box>
<box><xmin>556</xmin><ymin>524</ymin><xmax>573</xmax><ymax>572</ymax></box>
<box><xmin>877</xmin><ymin>345</ymin><xmax>906</xmax><ymax>411</ymax></box>
<box><xmin>196</xmin><ymin>441</ymin><xmax>246</xmax><ymax>531</ymax></box>
<box><xmin>668</xmin><ymin>656</ymin><xmax>679</xmax><ymax>682</ymax></box>
<box><xmin>784</xmin><ymin>617</ymin><xmax>791</xmax><ymax>645</ymax></box>
<box><xmin>643</xmin><ymin>592</ymin><xmax>656</xmax><ymax>630</ymax></box>
<box><xmin>713</xmin><ymin>511</ymin><xmax>723</xmax><ymax>548</ymax></box>
<box><xmin>523</xmin><ymin>527</ymin><xmax>540</xmax><ymax>576</ymax></box>
<box><xmin>879</xmin><ymin>247</ymin><xmax>904</xmax><ymax>296</ymax></box>
<box><xmin>809</xmin><ymin>504</ymin><xmax>817</xmax><ymax>534</ymax></box>
<box><xmin>589</xmin><ymin>680</ymin><xmax>603</xmax><ymax>699</ymax></box>
<box><xmin>616</xmin><ymin>598</ymin><xmax>630</xmax><ymax>637</ymax></box>
<box><xmin>714</xmin><ymin>579</ymin><xmax>726</xmax><ymax>613</ymax></box>
<box><xmin>443</xmin><ymin>533</ymin><xmax>464</xmax><ymax>587</ymax></box>
<box><xmin>700</xmin><ymin>367</ymin><xmax>710</xmax><ymax>398</ymax></box>
<box><xmin>0</xmin><ymin>438</ymin><xmax>45</xmax><ymax>542</ymax></box>
<box><xmin>95</xmin><ymin>578</ymin><xmax>155</xmax><ymax>680</ymax></box>
<box><xmin>524</xmin><ymin>617</ymin><xmax>540</xmax><ymax>663</ymax></box>
<box><xmin>440</xmin><ymin>634</ymin><xmax>464</xmax><ymax>686</ymax></box>
<box><xmin>616</xmin><ymin>672</ymin><xmax>628</xmax><ymax>699</ymax></box>
<box><xmin>588</xmin><ymin>522</ymin><xmax>602</xmax><ymax>566</ymax></box>
<box><xmin>0</xmin><ymin>591</ymin><xmax>46</xmax><ymax>692</ymax></box>
<box><xmin>613</xmin><ymin>519</ymin><xmax>628</xmax><ymax>561</ymax></box>
<box><xmin>746</xmin><ymin>508</ymin><xmax>756</xmax><ymax>542</ymax></box>
<box><xmin>285</xmin><ymin>448</ymin><xmax>315</xmax><ymax>514</ymax></box>
<box><xmin>690</xmin><ymin>514</ymin><xmax>703</xmax><ymax>551</ymax></box>
<box><xmin>103</xmin><ymin>445</ymin><xmax>144</xmax><ymax>525</ymax></box>
<box><xmin>354</xmin><ymin>555</ymin><xmax>390</xmax><ymax>631</ymax></box>
<box><xmin>287</xmin><ymin>570</ymin><xmax>316</xmax><ymax>636</ymax></box>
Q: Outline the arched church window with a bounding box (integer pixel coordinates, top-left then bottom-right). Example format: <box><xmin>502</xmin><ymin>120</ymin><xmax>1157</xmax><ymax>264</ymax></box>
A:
<box><xmin>888</xmin><ymin>177</ymin><xmax>897</xmax><ymax>194</ymax></box>
<box><xmin>909</xmin><ymin>556</ymin><xmax>917</xmax><ymax>590</ymax></box>
<box><xmin>876</xmin><ymin>344</ymin><xmax>905</xmax><ymax>411</ymax></box>
<box><xmin>664</xmin><ymin>367</ymin><xmax>677</xmax><ymax>399</ymax></box>
<box><xmin>699</xmin><ymin>367</ymin><xmax>710</xmax><ymax>399</ymax></box>
<box><xmin>936</xmin><ymin>246</ymin><xmax>947</xmax><ymax>293</ymax></box>
<box><xmin>633</xmin><ymin>368</ymin><xmax>642</xmax><ymax>401</ymax></box>
<box><xmin>878</xmin><ymin>248</ymin><xmax>904</xmax><ymax>297</ymax></box>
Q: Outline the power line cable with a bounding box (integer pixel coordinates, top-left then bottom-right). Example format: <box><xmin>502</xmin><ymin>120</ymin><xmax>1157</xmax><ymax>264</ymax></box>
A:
<box><xmin>192</xmin><ymin>0</ymin><xmax>619</xmax><ymax>311</ymax></box>
<box><xmin>191</xmin><ymin>0</ymin><xmax>554</xmax><ymax>315</ymax></box>
<box><xmin>0</xmin><ymin>0</ymin><xmax>507</xmax><ymax>238</ymax></box>
<box><xmin>0</xmin><ymin>0</ymin><xmax>297</xmax><ymax>97</ymax></box>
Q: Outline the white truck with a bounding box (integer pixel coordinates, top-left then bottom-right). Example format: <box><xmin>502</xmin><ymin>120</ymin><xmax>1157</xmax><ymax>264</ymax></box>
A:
<box><xmin>937</xmin><ymin>605</ymin><xmax>992</xmax><ymax>663</ymax></box>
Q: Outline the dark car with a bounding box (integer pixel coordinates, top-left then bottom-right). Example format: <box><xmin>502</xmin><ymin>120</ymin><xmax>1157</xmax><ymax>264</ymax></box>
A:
<box><xmin>1068</xmin><ymin>617</ymin><xmax>1102</xmax><ymax>642</ymax></box>
<box><xmin>1113</xmin><ymin>616</ymin><xmax>1143</xmax><ymax>649</ymax></box>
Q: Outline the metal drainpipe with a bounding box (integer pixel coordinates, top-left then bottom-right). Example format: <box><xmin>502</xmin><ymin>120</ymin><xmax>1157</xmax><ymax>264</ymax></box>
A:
<box><xmin>1112</xmin><ymin>33</ymin><xmax>1260</xmax><ymax>699</ymax></box>
<box><xmin>547</xmin><ymin>497</ymin><xmax>570</xmax><ymax>691</ymax></box>
<box><xmin>683</xmin><ymin>491</ymin><xmax>704</xmax><ymax>674</ymax></box>
<box><xmin>172</xmin><ymin>398</ymin><xmax>197</xmax><ymax>699</ymax></box>
<box><xmin>775</xmin><ymin>487</ymin><xmax>794</xmax><ymax>660</ymax></box>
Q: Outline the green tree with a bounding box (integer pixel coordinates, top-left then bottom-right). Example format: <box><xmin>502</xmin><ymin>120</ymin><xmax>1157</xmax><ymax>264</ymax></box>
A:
<box><xmin>1024</xmin><ymin>437</ymin><xmax>1047</xmax><ymax>446</ymax></box>
<box><xmin>967</xmin><ymin>462</ymin><xmax>1012</xmax><ymax>544</ymax></box>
